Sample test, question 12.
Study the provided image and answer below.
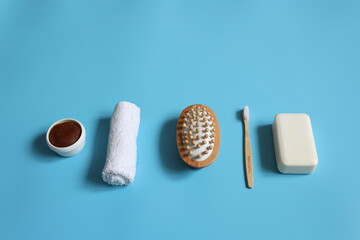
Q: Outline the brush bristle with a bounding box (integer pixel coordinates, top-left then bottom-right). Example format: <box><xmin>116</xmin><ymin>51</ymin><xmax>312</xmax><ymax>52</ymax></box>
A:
<box><xmin>243</xmin><ymin>106</ymin><xmax>250</xmax><ymax>120</ymax></box>
<box><xmin>182</xmin><ymin>105</ymin><xmax>216</xmax><ymax>161</ymax></box>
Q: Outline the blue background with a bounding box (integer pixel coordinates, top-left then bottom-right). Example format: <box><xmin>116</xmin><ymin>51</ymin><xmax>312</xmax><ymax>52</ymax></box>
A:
<box><xmin>1</xmin><ymin>0</ymin><xmax>359</xmax><ymax>239</ymax></box>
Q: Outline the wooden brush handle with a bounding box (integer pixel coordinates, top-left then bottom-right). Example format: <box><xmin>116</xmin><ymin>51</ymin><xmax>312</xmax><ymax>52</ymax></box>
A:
<box><xmin>244</xmin><ymin>120</ymin><xmax>253</xmax><ymax>188</ymax></box>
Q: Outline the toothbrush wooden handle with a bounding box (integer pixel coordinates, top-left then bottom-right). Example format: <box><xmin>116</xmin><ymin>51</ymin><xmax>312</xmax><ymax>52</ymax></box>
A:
<box><xmin>244</xmin><ymin>121</ymin><xmax>253</xmax><ymax>188</ymax></box>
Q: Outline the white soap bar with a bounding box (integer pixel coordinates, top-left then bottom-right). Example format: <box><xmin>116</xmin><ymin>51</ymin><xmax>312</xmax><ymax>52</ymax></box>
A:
<box><xmin>272</xmin><ymin>113</ymin><xmax>318</xmax><ymax>174</ymax></box>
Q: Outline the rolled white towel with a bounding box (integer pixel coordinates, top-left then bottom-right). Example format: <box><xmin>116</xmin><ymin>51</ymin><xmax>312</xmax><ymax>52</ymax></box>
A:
<box><xmin>102</xmin><ymin>101</ymin><xmax>140</xmax><ymax>185</ymax></box>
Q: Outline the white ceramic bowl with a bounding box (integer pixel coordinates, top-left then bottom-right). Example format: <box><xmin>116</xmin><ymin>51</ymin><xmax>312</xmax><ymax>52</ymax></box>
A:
<box><xmin>46</xmin><ymin>119</ymin><xmax>86</xmax><ymax>157</ymax></box>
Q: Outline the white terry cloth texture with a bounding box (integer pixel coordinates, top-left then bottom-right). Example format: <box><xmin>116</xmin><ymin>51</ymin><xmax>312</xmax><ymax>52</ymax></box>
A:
<box><xmin>102</xmin><ymin>101</ymin><xmax>140</xmax><ymax>186</ymax></box>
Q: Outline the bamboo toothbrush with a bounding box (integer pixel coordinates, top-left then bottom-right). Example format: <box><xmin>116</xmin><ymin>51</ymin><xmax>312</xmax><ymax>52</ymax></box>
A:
<box><xmin>243</xmin><ymin>106</ymin><xmax>253</xmax><ymax>188</ymax></box>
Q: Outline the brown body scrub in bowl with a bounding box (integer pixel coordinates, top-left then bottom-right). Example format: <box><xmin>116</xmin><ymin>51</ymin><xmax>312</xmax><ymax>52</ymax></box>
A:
<box><xmin>49</xmin><ymin>121</ymin><xmax>82</xmax><ymax>147</ymax></box>
<box><xmin>46</xmin><ymin>119</ymin><xmax>86</xmax><ymax>157</ymax></box>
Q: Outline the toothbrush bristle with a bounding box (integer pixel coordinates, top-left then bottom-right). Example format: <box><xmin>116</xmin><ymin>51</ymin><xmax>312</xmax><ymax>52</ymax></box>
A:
<box><xmin>243</xmin><ymin>105</ymin><xmax>250</xmax><ymax>121</ymax></box>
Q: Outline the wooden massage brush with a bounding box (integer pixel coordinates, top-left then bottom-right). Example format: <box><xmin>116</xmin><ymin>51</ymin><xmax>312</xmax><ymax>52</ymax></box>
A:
<box><xmin>176</xmin><ymin>104</ymin><xmax>220</xmax><ymax>168</ymax></box>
